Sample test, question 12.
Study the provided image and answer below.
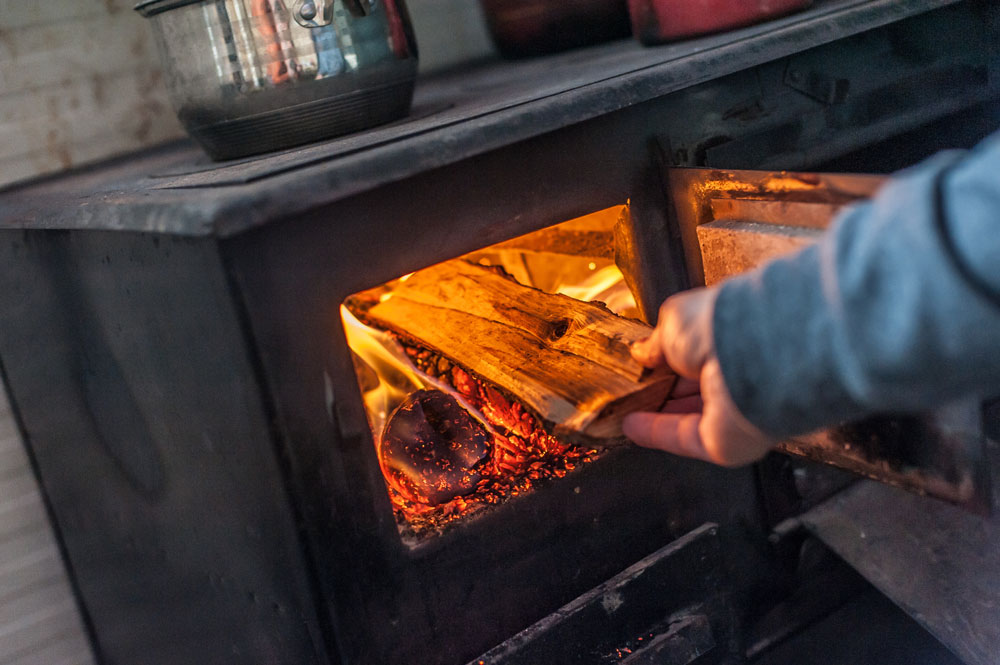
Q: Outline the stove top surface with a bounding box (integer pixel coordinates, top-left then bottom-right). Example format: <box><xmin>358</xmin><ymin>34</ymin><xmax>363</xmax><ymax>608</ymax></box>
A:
<box><xmin>0</xmin><ymin>0</ymin><xmax>959</xmax><ymax>237</ymax></box>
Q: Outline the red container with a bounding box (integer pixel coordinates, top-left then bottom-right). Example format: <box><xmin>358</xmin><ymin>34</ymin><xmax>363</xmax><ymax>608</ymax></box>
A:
<box><xmin>628</xmin><ymin>0</ymin><xmax>812</xmax><ymax>44</ymax></box>
<box><xmin>481</xmin><ymin>0</ymin><xmax>632</xmax><ymax>58</ymax></box>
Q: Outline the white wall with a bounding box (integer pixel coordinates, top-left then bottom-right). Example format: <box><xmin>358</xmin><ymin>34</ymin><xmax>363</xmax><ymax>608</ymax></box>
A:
<box><xmin>407</xmin><ymin>0</ymin><xmax>495</xmax><ymax>71</ymax></box>
<box><xmin>0</xmin><ymin>0</ymin><xmax>184</xmax><ymax>189</ymax></box>
<box><xmin>0</xmin><ymin>380</ymin><xmax>96</xmax><ymax>665</ymax></box>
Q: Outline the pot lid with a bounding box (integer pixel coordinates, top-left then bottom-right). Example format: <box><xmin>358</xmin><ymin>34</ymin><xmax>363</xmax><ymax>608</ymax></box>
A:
<box><xmin>134</xmin><ymin>0</ymin><xmax>205</xmax><ymax>17</ymax></box>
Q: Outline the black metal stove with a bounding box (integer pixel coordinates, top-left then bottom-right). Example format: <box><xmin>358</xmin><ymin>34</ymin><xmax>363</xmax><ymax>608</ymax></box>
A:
<box><xmin>0</xmin><ymin>2</ymin><xmax>998</xmax><ymax>664</ymax></box>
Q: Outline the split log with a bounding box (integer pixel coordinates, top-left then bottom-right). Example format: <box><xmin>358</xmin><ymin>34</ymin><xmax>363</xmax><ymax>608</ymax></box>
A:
<box><xmin>355</xmin><ymin>260</ymin><xmax>675</xmax><ymax>440</ymax></box>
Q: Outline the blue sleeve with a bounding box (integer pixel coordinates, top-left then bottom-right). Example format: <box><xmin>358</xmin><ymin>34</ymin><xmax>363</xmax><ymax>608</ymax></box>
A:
<box><xmin>712</xmin><ymin>133</ymin><xmax>1000</xmax><ymax>438</ymax></box>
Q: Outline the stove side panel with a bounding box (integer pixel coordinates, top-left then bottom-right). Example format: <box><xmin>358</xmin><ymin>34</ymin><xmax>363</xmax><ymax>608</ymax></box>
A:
<box><xmin>0</xmin><ymin>230</ymin><xmax>328</xmax><ymax>665</ymax></box>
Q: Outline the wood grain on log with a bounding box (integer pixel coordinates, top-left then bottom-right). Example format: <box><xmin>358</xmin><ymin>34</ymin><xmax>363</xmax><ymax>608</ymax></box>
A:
<box><xmin>357</xmin><ymin>261</ymin><xmax>675</xmax><ymax>439</ymax></box>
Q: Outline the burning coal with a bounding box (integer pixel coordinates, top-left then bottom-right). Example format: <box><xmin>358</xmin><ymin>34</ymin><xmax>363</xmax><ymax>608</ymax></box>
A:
<box><xmin>343</xmin><ymin>307</ymin><xmax>601</xmax><ymax>538</ymax></box>
<box><xmin>379</xmin><ymin>389</ymin><xmax>492</xmax><ymax>506</ymax></box>
<box><xmin>342</xmin><ymin>208</ymin><xmax>640</xmax><ymax>539</ymax></box>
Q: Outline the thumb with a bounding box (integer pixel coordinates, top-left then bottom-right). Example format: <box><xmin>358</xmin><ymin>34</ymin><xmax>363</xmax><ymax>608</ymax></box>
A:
<box><xmin>657</xmin><ymin>287</ymin><xmax>718</xmax><ymax>379</ymax></box>
<box><xmin>630</xmin><ymin>325</ymin><xmax>666</xmax><ymax>369</ymax></box>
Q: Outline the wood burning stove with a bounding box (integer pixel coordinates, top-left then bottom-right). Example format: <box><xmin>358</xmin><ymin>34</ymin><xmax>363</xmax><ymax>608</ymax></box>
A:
<box><xmin>0</xmin><ymin>2</ymin><xmax>997</xmax><ymax>664</ymax></box>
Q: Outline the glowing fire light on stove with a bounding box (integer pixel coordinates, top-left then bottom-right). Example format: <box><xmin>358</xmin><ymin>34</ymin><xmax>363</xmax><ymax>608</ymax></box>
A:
<box><xmin>556</xmin><ymin>264</ymin><xmax>636</xmax><ymax>315</ymax></box>
<box><xmin>341</xmin><ymin>208</ymin><xmax>638</xmax><ymax>540</ymax></box>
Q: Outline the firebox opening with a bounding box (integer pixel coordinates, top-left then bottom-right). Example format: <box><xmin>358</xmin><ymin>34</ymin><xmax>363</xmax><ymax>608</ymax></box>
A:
<box><xmin>341</xmin><ymin>205</ymin><xmax>664</xmax><ymax>542</ymax></box>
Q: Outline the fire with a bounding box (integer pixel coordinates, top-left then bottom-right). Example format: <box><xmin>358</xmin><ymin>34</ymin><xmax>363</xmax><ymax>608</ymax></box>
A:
<box><xmin>556</xmin><ymin>263</ymin><xmax>637</xmax><ymax>316</ymax></box>
<box><xmin>342</xmin><ymin>207</ymin><xmax>637</xmax><ymax>541</ymax></box>
<box><xmin>345</xmin><ymin>302</ymin><xmax>600</xmax><ymax>539</ymax></box>
<box><xmin>341</xmin><ymin>304</ymin><xmax>425</xmax><ymax>436</ymax></box>
<box><xmin>342</xmin><ymin>304</ymin><xmax>490</xmax><ymax>439</ymax></box>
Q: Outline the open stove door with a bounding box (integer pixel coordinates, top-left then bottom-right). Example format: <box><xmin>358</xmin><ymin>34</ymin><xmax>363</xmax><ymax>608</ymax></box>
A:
<box><xmin>665</xmin><ymin>166</ymin><xmax>993</xmax><ymax>514</ymax></box>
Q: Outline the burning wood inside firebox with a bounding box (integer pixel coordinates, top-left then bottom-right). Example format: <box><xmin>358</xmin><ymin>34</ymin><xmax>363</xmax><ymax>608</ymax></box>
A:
<box><xmin>342</xmin><ymin>207</ymin><xmax>675</xmax><ymax>539</ymax></box>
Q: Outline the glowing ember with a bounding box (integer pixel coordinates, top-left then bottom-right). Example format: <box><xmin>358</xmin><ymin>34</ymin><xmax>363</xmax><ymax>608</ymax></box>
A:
<box><xmin>344</xmin><ymin>299</ymin><xmax>604</xmax><ymax>537</ymax></box>
<box><xmin>379</xmin><ymin>336</ymin><xmax>601</xmax><ymax>537</ymax></box>
<box><xmin>342</xmin><ymin>207</ymin><xmax>638</xmax><ymax>539</ymax></box>
<box><xmin>380</xmin><ymin>389</ymin><xmax>492</xmax><ymax>506</ymax></box>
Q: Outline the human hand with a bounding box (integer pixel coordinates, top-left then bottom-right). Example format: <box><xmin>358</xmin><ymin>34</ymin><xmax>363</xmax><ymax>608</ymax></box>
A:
<box><xmin>622</xmin><ymin>287</ymin><xmax>776</xmax><ymax>467</ymax></box>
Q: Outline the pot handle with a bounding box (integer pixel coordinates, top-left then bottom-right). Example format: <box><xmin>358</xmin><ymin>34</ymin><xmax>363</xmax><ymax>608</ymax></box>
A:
<box><xmin>293</xmin><ymin>0</ymin><xmax>334</xmax><ymax>27</ymax></box>
<box><xmin>293</xmin><ymin>0</ymin><xmax>374</xmax><ymax>27</ymax></box>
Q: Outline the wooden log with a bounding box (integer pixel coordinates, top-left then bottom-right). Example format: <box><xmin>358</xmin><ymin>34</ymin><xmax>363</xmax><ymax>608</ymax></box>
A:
<box><xmin>355</xmin><ymin>260</ymin><xmax>675</xmax><ymax>440</ymax></box>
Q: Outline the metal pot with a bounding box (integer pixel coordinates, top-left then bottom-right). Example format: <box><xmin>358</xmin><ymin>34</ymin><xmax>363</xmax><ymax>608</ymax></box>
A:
<box><xmin>135</xmin><ymin>0</ymin><xmax>418</xmax><ymax>160</ymax></box>
<box><xmin>628</xmin><ymin>0</ymin><xmax>812</xmax><ymax>44</ymax></box>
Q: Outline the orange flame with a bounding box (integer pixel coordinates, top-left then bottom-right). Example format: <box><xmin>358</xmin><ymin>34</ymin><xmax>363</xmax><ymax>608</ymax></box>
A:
<box><xmin>341</xmin><ymin>208</ymin><xmax>635</xmax><ymax>541</ymax></box>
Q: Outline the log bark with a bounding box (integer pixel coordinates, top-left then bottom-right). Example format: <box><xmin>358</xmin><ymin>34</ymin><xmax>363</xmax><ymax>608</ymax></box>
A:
<box><xmin>354</xmin><ymin>260</ymin><xmax>675</xmax><ymax>440</ymax></box>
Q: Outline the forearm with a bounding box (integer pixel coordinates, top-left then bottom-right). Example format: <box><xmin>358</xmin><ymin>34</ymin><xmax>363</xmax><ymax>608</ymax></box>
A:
<box><xmin>713</xmin><ymin>139</ymin><xmax>1000</xmax><ymax>438</ymax></box>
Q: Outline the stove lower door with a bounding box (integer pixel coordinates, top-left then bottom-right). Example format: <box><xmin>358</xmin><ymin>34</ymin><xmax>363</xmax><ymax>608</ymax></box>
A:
<box><xmin>665</xmin><ymin>166</ymin><xmax>993</xmax><ymax>514</ymax></box>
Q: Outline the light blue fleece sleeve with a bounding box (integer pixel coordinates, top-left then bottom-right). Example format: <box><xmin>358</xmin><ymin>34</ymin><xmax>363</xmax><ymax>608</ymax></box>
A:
<box><xmin>712</xmin><ymin>132</ymin><xmax>1000</xmax><ymax>438</ymax></box>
